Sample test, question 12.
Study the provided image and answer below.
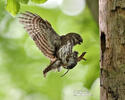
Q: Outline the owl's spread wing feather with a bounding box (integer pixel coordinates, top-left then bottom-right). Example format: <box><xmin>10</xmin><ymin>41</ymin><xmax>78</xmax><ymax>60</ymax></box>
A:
<box><xmin>19</xmin><ymin>11</ymin><xmax>60</xmax><ymax>60</ymax></box>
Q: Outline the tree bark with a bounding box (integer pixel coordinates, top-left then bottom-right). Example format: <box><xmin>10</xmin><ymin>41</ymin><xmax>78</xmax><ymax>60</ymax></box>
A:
<box><xmin>99</xmin><ymin>0</ymin><xmax>125</xmax><ymax>100</ymax></box>
<box><xmin>86</xmin><ymin>0</ymin><xmax>98</xmax><ymax>23</ymax></box>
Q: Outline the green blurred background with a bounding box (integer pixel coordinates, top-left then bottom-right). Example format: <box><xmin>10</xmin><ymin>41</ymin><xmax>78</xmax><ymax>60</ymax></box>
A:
<box><xmin>0</xmin><ymin>0</ymin><xmax>100</xmax><ymax>100</ymax></box>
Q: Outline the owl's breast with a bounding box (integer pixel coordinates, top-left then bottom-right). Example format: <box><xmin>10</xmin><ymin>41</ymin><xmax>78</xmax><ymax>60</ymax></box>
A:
<box><xmin>57</xmin><ymin>41</ymin><xmax>73</xmax><ymax>64</ymax></box>
<box><xmin>58</xmin><ymin>42</ymin><xmax>72</xmax><ymax>58</ymax></box>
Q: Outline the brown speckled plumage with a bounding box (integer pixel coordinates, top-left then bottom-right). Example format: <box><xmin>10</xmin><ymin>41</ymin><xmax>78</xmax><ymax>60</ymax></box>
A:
<box><xmin>19</xmin><ymin>11</ymin><xmax>86</xmax><ymax>77</ymax></box>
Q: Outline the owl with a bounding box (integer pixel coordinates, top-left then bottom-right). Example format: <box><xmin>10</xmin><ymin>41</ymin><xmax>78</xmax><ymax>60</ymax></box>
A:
<box><xmin>19</xmin><ymin>11</ymin><xmax>86</xmax><ymax>77</ymax></box>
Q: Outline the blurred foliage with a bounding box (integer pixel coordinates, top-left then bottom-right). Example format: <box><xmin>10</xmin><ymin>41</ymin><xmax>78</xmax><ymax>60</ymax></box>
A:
<box><xmin>5</xmin><ymin>0</ymin><xmax>47</xmax><ymax>16</ymax></box>
<box><xmin>31</xmin><ymin>0</ymin><xmax>47</xmax><ymax>4</ymax></box>
<box><xmin>0</xmin><ymin>0</ymin><xmax>100</xmax><ymax>100</ymax></box>
<box><xmin>6</xmin><ymin>0</ymin><xmax>20</xmax><ymax>16</ymax></box>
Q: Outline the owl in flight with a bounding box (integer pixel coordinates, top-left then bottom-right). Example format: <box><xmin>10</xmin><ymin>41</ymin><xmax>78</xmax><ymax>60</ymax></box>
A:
<box><xmin>19</xmin><ymin>11</ymin><xmax>86</xmax><ymax>77</ymax></box>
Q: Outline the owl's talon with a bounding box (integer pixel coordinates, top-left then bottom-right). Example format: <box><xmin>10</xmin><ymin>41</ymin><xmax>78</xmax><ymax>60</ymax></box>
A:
<box><xmin>44</xmin><ymin>74</ymin><xmax>46</xmax><ymax>78</ymax></box>
<box><xmin>43</xmin><ymin>71</ymin><xmax>47</xmax><ymax>78</ymax></box>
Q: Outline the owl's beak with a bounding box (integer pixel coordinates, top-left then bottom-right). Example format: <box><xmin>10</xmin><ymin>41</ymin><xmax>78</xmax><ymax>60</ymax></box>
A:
<box><xmin>78</xmin><ymin>39</ymin><xmax>83</xmax><ymax>45</ymax></box>
<box><xmin>78</xmin><ymin>42</ymin><xmax>81</xmax><ymax>45</ymax></box>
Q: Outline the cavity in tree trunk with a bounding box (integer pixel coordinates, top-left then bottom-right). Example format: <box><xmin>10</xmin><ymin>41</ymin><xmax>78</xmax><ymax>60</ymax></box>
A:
<box><xmin>99</xmin><ymin>0</ymin><xmax>125</xmax><ymax>100</ymax></box>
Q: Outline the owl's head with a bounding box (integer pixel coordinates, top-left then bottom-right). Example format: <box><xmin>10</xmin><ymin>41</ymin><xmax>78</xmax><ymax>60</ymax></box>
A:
<box><xmin>67</xmin><ymin>33</ymin><xmax>83</xmax><ymax>45</ymax></box>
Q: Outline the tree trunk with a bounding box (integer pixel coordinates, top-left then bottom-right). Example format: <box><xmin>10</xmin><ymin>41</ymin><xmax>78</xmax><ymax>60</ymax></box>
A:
<box><xmin>99</xmin><ymin>0</ymin><xmax>125</xmax><ymax>100</ymax></box>
<box><xmin>86</xmin><ymin>0</ymin><xmax>98</xmax><ymax>23</ymax></box>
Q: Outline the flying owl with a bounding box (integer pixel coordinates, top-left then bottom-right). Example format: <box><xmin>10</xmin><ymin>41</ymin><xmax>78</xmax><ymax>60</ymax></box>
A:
<box><xmin>19</xmin><ymin>11</ymin><xmax>86</xmax><ymax>77</ymax></box>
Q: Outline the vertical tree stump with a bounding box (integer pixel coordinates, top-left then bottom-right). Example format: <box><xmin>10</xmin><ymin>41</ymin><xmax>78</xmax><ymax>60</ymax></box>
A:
<box><xmin>99</xmin><ymin>0</ymin><xmax>125</xmax><ymax>100</ymax></box>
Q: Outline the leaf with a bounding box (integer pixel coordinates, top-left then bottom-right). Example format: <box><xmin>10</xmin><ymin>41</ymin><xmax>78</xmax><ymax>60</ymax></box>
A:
<box><xmin>31</xmin><ymin>0</ymin><xmax>47</xmax><ymax>4</ymax></box>
<box><xmin>5</xmin><ymin>0</ymin><xmax>47</xmax><ymax>16</ymax></box>
<box><xmin>6</xmin><ymin>0</ymin><xmax>20</xmax><ymax>16</ymax></box>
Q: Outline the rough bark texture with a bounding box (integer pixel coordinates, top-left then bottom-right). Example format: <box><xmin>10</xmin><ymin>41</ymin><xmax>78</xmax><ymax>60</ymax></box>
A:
<box><xmin>99</xmin><ymin>0</ymin><xmax>125</xmax><ymax>100</ymax></box>
<box><xmin>86</xmin><ymin>0</ymin><xmax>98</xmax><ymax>23</ymax></box>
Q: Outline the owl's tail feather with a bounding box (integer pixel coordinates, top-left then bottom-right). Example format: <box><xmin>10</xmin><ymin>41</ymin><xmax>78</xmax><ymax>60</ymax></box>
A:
<box><xmin>43</xmin><ymin>59</ymin><xmax>61</xmax><ymax>77</ymax></box>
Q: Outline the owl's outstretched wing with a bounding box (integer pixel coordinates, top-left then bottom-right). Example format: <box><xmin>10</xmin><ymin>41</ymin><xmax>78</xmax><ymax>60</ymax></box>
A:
<box><xmin>19</xmin><ymin>11</ymin><xmax>60</xmax><ymax>60</ymax></box>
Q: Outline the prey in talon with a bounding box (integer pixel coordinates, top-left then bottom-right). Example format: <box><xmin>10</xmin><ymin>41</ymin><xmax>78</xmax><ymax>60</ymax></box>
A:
<box><xmin>19</xmin><ymin>11</ymin><xmax>86</xmax><ymax>77</ymax></box>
